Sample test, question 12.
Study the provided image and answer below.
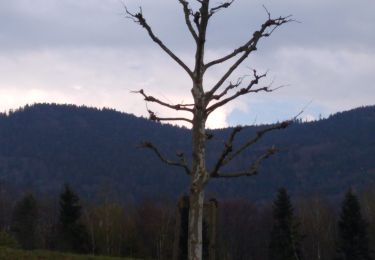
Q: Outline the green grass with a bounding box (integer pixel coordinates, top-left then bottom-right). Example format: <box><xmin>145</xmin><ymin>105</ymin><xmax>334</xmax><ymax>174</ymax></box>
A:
<box><xmin>0</xmin><ymin>247</ymin><xmax>136</xmax><ymax>260</ymax></box>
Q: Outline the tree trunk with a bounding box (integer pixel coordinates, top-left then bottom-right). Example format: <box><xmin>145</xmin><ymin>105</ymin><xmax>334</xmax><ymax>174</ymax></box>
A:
<box><xmin>188</xmin><ymin>187</ymin><xmax>204</xmax><ymax>260</ymax></box>
<box><xmin>188</xmin><ymin>91</ymin><xmax>207</xmax><ymax>260</ymax></box>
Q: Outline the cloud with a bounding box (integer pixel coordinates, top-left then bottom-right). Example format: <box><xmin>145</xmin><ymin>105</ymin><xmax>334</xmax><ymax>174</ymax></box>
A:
<box><xmin>270</xmin><ymin>47</ymin><xmax>375</xmax><ymax>110</ymax></box>
<box><xmin>0</xmin><ymin>0</ymin><xmax>374</xmax><ymax>128</ymax></box>
<box><xmin>2</xmin><ymin>0</ymin><xmax>374</xmax><ymax>51</ymax></box>
<box><xmin>0</xmin><ymin>88</ymin><xmax>68</xmax><ymax>112</ymax></box>
<box><xmin>0</xmin><ymin>47</ymin><xmax>194</xmax><ymax>120</ymax></box>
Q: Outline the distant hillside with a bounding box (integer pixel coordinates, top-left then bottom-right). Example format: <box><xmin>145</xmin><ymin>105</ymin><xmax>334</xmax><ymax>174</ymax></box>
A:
<box><xmin>0</xmin><ymin>103</ymin><xmax>374</xmax><ymax>202</ymax></box>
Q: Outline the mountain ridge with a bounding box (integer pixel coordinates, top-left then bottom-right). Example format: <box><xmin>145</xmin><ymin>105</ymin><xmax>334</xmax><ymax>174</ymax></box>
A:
<box><xmin>0</xmin><ymin>103</ymin><xmax>374</xmax><ymax>202</ymax></box>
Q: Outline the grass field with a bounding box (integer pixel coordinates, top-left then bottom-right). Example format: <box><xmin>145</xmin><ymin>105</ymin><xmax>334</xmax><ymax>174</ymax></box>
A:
<box><xmin>0</xmin><ymin>247</ymin><xmax>136</xmax><ymax>260</ymax></box>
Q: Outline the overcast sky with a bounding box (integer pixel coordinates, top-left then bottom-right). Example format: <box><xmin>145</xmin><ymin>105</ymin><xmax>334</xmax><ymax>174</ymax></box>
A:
<box><xmin>1</xmin><ymin>0</ymin><xmax>374</xmax><ymax>128</ymax></box>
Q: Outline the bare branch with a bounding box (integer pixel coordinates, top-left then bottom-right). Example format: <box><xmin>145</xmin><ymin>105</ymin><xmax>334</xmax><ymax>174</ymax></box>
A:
<box><xmin>295</xmin><ymin>100</ymin><xmax>313</xmax><ymax>120</ymax></box>
<box><xmin>205</xmin><ymin>11</ymin><xmax>292</xmax><ymax>98</ymax></box>
<box><xmin>209</xmin><ymin>0</ymin><xmax>235</xmax><ymax>16</ymax></box>
<box><xmin>146</xmin><ymin>108</ymin><xmax>193</xmax><ymax>124</ymax></box>
<box><xmin>193</xmin><ymin>11</ymin><xmax>201</xmax><ymax>29</ymax></box>
<box><xmin>139</xmin><ymin>141</ymin><xmax>191</xmax><ymax>175</ymax></box>
<box><xmin>131</xmin><ymin>89</ymin><xmax>194</xmax><ymax>124</ymax></box>
<box><xmin>193</xmin><ymin>0</ymin><xmax>210</xmax><ymax>80</ymax></box>
<box><xmin>222</xmin><ymin>120</ymin><xmax>291</xmax><ymax>166</ymax></box>
<box><xmin>205</xmin><ymin>43</ymin><xmax>251</xmax><ymax>70</ymax></box>
<box><xmin>210</xmin><ymin>125</ymin><xmax>243</xmax><ymax>177</ymax></box>
<box><xmin>155</xmin><ymin>117</ymin><xmax>193</xmax><ymax>124</ymax></box>
<box><xmin>124</xmin><ymin>6</ymin><xmax>193</xmax><ymax>78</ymax></box>
<box><xmin>212</xmin><ymin>146</ymin><xmax>277</xmax><ymax>178</ymax></box>
<box><xmin>178</xmin><ymin>0</ymin><xmax>199</xmax><ymax>41</ymax></box>
<box><xmin>132</xmin><ymin>89</ymin><xmax>194</xmax><ymax>112</ymax></box>
<box><xmin>208</xmin><ymin>84</ymin><xmax>282</xmax><ymax>114</ymax></box>
<box><xmin>147</xmin><ymin>109</ymin><xmax>193</xmax><ymax>124</ymax></box>
<box><xmin>210</xmin><ymin>76</ymin><xmax>246</xmax><ymax>101</ymax></box>
<box><xmin>262</xmin><ymin>5</ymin><xmax>271</xmax><ymax>19</ymax></box>
<box><xmin>207</xmin><ymin>70</ymin><xmax>280</xmax><ymax>114</ymax></box>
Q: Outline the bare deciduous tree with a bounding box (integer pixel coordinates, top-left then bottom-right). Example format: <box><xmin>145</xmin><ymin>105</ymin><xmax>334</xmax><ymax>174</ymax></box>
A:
<box><xmin>125</xmin><ymin>1</ymin><xmax>294</xmax><ymax>259</ymax></box>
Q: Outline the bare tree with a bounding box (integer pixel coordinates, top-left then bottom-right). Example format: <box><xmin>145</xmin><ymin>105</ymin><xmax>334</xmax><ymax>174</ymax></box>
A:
<box><xmin>125</xmin><ymin>1</ymin><xmax>294</xmax><ymax>259</ymax></box>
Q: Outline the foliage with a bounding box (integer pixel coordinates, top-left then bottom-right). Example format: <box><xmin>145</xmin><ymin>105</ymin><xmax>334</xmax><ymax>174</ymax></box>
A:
<box><xmin>297</xmin><ymin>197</ymin><xmax>336</xmax><ymax>260</ymax></box>
<box><xmin>0</xmin><ymin>231</ymin><xmax>19</xmax><ymax>249</ymax></box>
<box><xmin>362</xmin><ymin>188</ymin><xmax>375</xmax><ymax>254</ymax></box>
<box><xmin>0</xmin><ymin>186</ymin><xmax>374</xmax><ymax>259</ymax></box>
<box><xmin>335</xmin><ymin>190</ymin><xmax>373</xmax><ymax>260</ymax></box>
<box><xmin>85</xmin><ymin>200</ymin><xmax>140</xmax><ymax>257</ymax></box>
<box><xmin>58</xmin><ymin>184</ymin><xmax>89</xmax><ymax>253</ymax></box>
<box><xmin>10</xmin><ymin>193</ymin><xmax>38</xmax><ymax>249</ymax></box>
<box><xmin>269</xmin><ymin>188</ymin><xmax>303</xmax><ymax>260</ymax></box>
<box><xmin>218</xmin><ymin>199</ymin><xmax>271</xmax><ymax>260</ymax></box>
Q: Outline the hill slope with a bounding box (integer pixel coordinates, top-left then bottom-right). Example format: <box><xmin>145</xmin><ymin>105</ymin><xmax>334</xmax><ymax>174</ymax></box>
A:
<box><xmin>0</xmin><ymin>104</ymin><xmax>374</xmax><ymax>202</ymax></box>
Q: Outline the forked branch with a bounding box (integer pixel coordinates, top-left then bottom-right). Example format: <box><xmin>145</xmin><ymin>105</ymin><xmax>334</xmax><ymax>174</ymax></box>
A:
<box><xmin>205</xmin><ymin>10</ymin><xmax>292</xmax><ymax>98</ymax></box>
<box><xmin>207</xmin><ymin>70</ymin><xmax>283</xmax><ymax>114</ymax></box>
<box><xmin>210</xmin><ymin>125</ymin><xmax>243</xmax><ymax>177</ymax></box>
<box><xmin>178</xmin><ymin>0</ymin><xmax>199</xmax><ymax>41</ymax></box>
<box><xmin>140</xmin><ymin>141</ymin><xmax>191</xmax><ymax>175</ymax></box>
<box><xmin>212</xmin><ymin>146</ymin><xmax>277</xmax><ymax>178</ymax></box>
<box><xmin>147</xmin><ymin>109</ymin><xmax>193</xmax><ymax>124</ymax></box>
<box><xmin>124</xmin><ymin>6</ymin><xmax>193</xmax><ymax>78</ymax></box>
<box><xmin>223</xmin><ymin>120</ymin><xmax>291</xmax><ymax>166</ymax></box>
<box><xmin>211</xmin><ymin>76</ymin><xmax>246</xmax><ymax>101</ymax></box>
<box><xmin>209</xmin><ymin>0</ymin><xmax>235</xmax><ymax>16</ymax></box>
<box><xmin>210</xmin><ymin>119</ymin><xmax>292</xmax><ymax>177</ymax></box>
<box><xmin>132</xmin><ymin>89</ymin><xmax>194</xmax><ymax>112</ymax></box>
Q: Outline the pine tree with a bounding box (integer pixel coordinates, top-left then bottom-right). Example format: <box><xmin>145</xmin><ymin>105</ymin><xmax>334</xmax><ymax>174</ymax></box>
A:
<box><xmin>269</xmin><ymin>188</ymin><xmax>303</xmax><ymax>260</ymax></box>
<box><xmin>10</xmin><ymin>193</ymin><xmax>39</xmax><ymax>249</ymax></box>
<box><xmin>58</xmin><ymin>184</ymin><xmax>89</xmax><ymax>253</ymax></box>
<box><xmin>335</xmin><ymin>190</ymin><xmax>373</xmax><ymax>260</ymax></box>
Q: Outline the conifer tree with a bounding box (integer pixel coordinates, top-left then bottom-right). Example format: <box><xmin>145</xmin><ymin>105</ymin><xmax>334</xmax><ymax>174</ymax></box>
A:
<box><xmin>58</xmin><ymin>184</ymin><xmax>89</xmax><ymax>253</ymax></box>
<box><xmin>10</xmin><ymin>193</ymin><xmax>38</xmax><ymax>249</ymax></box>
<box><xmin>335</xmin><ymin>190</ymin><xmax>372</xmax><ymax>260</ymax></box>
<box><xmin>269</xmin><ymin>188</ymin><xmax>303</xmax><ymax>260</ymax></box>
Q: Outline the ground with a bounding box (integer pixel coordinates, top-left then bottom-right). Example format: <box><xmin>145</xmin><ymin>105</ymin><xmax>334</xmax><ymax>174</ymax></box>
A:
<box><xmin>0</xmin><ymin>247</ymin><xmax>137</xmax><ymax>260</ymax></box>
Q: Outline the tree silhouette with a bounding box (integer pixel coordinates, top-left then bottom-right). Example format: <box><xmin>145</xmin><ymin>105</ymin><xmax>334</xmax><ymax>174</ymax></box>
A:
<box><xmin>125</xmin><ymin>1</ymin><xmax>294</xmax><ymax>259</ymax></box>
<box><xmin>269</xmin><ymin>188</ymin><xmax>303</xmax><ymax>260</ymax></box>
<box><xmin>58</xmin><ymin>184</ymin><xmax>89</xmax><ymax>253</ymax></box>
<box><xmin>335</xmin><ymin>190</ymin><xmax>372</xmax><ymax>260</ymax></box>
<box><xmin>10</xmin><ymin>193</ymin><xmax>39</xmax><ymax>249</ymax></box>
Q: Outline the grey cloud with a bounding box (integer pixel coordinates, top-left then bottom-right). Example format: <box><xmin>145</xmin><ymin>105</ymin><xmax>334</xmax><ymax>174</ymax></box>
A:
<box><xmin>1</xmin><ymin>0</ymin><xmax>373</xmax><ymax>52</ymax></box>
<box><xmin>2</xmin><ymin>0</ymin><xmax>373</xmax><ymax>71</ymax></box>
<box><xmin>0</xmin><ymin>0</ymin><xmax>374</xmax><ymax>127</ymax></box>
<box><xmin>205</xmin><ymin>0</ymin><xmax>375</xmax><ymax>52</ymax></box>
<box><xmin>0</xmin><ymin>0</ymin><xmax>141</xmax><ymax>50</ymax></box>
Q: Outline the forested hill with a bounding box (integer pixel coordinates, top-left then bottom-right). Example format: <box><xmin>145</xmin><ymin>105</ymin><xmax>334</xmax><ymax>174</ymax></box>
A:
<box><xmin>0</xmin><ymin>103</ymin><xmax>374</xmax><ymax>202</ymax></box>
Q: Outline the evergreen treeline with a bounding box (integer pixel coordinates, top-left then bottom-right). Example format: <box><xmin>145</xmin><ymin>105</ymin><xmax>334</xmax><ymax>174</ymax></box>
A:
<box><xmin>268</xmin><ymin>188</ymin><xmax>303</xmax><ymax>260</ymax></box>
<box><xmin>0</xmin><ymin>103</ymin><xmax>374</xmax><ymax>202</ymax></box>
<box><xmin>0</xmin><ymin>184</ymin><xmax>374</xmax><ymax>260</ymax></box>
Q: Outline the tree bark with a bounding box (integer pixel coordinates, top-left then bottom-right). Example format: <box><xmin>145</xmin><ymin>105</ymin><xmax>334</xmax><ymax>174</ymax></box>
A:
<box><xmin>188</xmin><ymin>186</ymin><xmax>204</xmax><ymax>260</ymax></box>
<box><xmin>127</xmin><ymin>2</ymin><xmax>293</xmax><ymax>259</ymax></box>
<box><xmin>188</xmin><ymin>81</ymin><xmax>207</xmax><ymax>260</ymax></box>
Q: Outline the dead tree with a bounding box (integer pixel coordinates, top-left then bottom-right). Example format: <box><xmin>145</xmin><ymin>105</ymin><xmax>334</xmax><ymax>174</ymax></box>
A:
<box><xmin>125</xmin><ymin>1</ymin><xmax>293</xmax><ymax>259</ymax></box>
